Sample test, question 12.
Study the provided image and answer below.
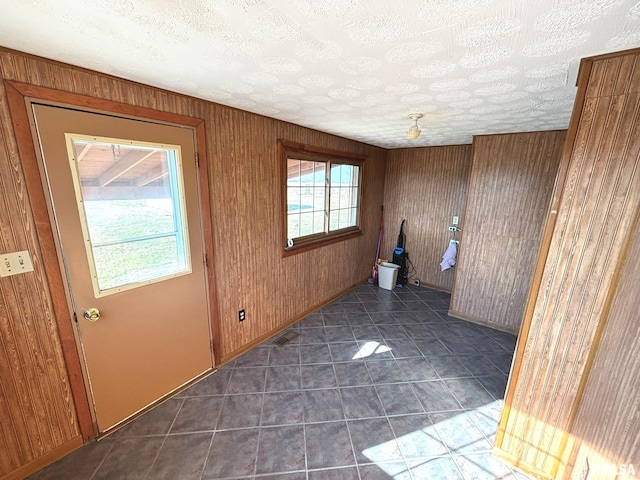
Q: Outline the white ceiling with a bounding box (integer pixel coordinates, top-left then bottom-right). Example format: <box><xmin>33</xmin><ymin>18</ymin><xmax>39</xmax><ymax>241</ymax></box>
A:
<box><xmin>0</xmin><ymin>1</ymin><xmax>639</xmax><ymax>149</ymax></box>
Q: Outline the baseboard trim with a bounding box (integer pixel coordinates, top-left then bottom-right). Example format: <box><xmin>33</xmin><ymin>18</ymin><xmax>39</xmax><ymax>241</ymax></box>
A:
<box><xmin>220</xmin><ymin>277</ymin><xmax>369</xmax><ymax>365</ymax></box>
<box><xmin>417</xmin><ymin>281</ymin><xmax>451</xmax><ymax>293</ymax></box>
<box><xmin>447</xmin><ymin>310</ymin><xmax>520</xmax><ymax>335</ymax></box>
<box><xmin>1</xmin><ymin>436</ymin><xmax>84</xmax><ymax>480</ymax></box>
<box><xmin>492</xmin><ymin>447</ymin><xmax>552</xmax><ymax>480</ymax></box>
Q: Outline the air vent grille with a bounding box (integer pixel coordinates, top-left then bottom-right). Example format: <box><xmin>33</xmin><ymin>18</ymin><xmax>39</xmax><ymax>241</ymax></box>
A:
<box><xmin>272</xmin><ymin>330</ymin><xmax>299</xmax><ymax>347</ymax></box>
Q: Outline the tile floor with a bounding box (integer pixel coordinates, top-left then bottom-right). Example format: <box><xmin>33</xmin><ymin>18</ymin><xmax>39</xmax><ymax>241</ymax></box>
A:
<box><xmin>30</xmin><ymin>284</ymin><xmax>529</xmax><ymax>480</ymax></box>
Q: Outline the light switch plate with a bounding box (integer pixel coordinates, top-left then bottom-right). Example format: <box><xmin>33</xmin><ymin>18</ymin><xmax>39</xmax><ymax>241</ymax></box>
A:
<box><xmin>0</xmin><ymin>250</ymin><xmax>34</xmax><ymax>277</ymax></box>
<box><xmin>452</xmin><ymin>216</ymin><xmax>459</xmax><ymax>225</ymax></box>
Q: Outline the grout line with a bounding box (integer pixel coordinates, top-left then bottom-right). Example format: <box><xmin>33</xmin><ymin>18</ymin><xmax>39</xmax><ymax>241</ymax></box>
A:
<box><xmin>198</xmin><ymin>431</ymin><xmax>216</xmax><ymax>479</ymax></box>
<box><xmin>142</xmin><ymin>435</ymin><xmax>169</xmax><ymax>480</ymax></box>
<box><xmin>302</xmin><ymin>408</ymin><xmax>309</xmax><ymax>480</ymax></box>
<box><xmin>330</xmin><ymin>360</ymin><xmax>363</xmax><ymax>480</ymax></box>
<box><xmin>88</xmin><ymin>433</ymin><xmax>120</xmax><ymax>480</ymax></box>
<box><xmin>251</xmin><ymin>357</ymin><xmax>269</xmax><ymax>478</ymax></box>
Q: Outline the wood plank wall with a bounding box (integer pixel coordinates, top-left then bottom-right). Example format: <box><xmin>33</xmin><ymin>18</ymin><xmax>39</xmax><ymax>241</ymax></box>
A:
<box><xmin>0</xmin><ymin>71</ymin><xmax>83</xmax><ymax>478</ymax></box>
<box><xmin>0</xmin><ymin>48</ymin><xmax>386</xmax><ymax>479</ymax></box>
<box><xmin>495</xmin><ymin>49</ymin><xmax>640</xmax><ymax>478</ymax></box>
<box><xmin>382</xmin><ymin>145</ymin><xmax>471</xmax><ymax>291</ymax></box>
<box><xmin>207</xmin><ymin>115</ymin><xmax>386</xmax><ymax>360</ymax></box>
<box><xmin>564</xmin><ymin>209</ymin><xmax>640</xmax><ymax>479</ymax></box>
<box><xmin>450</xmin><ymin>131</ymin><xmax>565</xmax><ymax>333</ymax></box>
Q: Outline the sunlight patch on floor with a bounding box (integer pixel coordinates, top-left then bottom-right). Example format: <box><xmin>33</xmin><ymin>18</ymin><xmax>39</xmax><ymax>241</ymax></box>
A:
<box><xmin>362</xmin><ymin>400</ymin><xmax>523</xmax><ymax>479</ymax></box>
<box><xmin>352</xmin><ymin>341</ymin><xmax>392</xmax><ymax>359</ymax></box>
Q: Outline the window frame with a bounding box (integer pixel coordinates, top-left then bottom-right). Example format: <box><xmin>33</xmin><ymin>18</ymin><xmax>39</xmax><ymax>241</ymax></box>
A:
<box><xmin>65</xmin><ymin>134</ymin><xmax>192</xmax><ymax>297</ymax></box>
<box><xmin>280</xmin><ymin>140</ymin><xmax>365</xmax><ymax>256</ymax></box>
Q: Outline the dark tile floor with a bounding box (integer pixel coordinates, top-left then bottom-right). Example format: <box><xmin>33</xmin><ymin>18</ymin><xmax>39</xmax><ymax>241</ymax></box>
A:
<box><xmin>31</xmin><ymin>284</ymin><xmax>530</xmax><ymax>480</ymax></box>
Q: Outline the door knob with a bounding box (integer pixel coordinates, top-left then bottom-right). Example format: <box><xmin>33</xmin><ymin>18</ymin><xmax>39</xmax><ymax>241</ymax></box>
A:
<box><xmin>83</xmin><ymin>307</ymin><xmax>100</xmax><ymax>322</ymax></box>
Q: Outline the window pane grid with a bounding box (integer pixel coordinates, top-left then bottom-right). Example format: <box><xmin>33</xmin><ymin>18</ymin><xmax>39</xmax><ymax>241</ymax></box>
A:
<box><xmin>285</xmin><ymin>152</ymin><xmax>361</xmax><ymax>247</ymax></box>
<box><xmin>328</xmin><ymin>163</ymin><xmax>358</xmax><ymax>231</ymax></box>
<box><xmin>287</xmin><ymin>159</ymin><xmax>326</xmax><ymax>239</ymax></box>
<box><xmin>287</xmin><ymin>159</ymin><xmax>301</xmax><ymax>185</ymax></box>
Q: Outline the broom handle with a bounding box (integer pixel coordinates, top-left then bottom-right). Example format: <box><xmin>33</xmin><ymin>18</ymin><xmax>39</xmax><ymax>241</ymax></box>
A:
<box><xmin>375</xmin><ymin>206</ymin><xmax>384</xmax><ymax>262</ymax></box>
<box><xmin>380</xmin><ymin>206</ymin><xmax>384</xmax><ymax>259</ymax></box>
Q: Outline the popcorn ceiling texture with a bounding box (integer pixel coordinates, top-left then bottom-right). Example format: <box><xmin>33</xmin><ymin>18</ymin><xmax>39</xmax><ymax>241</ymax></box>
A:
<box><xmin>0</xmin><ymin>0</ymin><xmax>638</xmax><ymax>148</ymax></box>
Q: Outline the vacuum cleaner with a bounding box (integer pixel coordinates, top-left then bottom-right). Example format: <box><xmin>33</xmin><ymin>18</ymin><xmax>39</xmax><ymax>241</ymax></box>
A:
<box><xmin>393</xmin><ymin>220</ymin><xmax>409</xmax><ymax>286</ymax></box>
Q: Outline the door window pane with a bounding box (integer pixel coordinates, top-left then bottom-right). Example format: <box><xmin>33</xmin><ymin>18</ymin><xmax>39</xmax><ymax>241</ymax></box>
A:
<box><xmin>67</xmin><ymin>136</ymin><xmax>191</xmax><ymax>296</ymax></box>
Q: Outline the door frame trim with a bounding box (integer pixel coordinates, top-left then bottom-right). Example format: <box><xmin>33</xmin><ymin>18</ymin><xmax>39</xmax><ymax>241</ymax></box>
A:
<box><xmin>4</xmin><ymin>80</ymin><xmax>221</xmax><ymax>441</ymax></box>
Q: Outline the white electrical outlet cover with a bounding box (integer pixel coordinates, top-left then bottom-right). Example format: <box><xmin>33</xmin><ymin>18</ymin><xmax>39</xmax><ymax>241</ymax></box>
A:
<box><xmin>0</xmin><ymin>250</ymin><xmax>34</xmax><ymax>277</ymax></box>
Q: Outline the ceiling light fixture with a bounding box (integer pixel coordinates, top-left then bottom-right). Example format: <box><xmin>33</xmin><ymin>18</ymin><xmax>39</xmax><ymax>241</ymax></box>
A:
<box><xmin>406</xmin><ymin>113</ymin><xmax>423</xmax><ymax>140</ymax></box>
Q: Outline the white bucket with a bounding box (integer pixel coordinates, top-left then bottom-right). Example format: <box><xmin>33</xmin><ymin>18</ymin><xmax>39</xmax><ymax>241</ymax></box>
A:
<box><xmin>378</xmin><ymin>262</ymin><xmax>400</xmax><ymax>290</ymax></box>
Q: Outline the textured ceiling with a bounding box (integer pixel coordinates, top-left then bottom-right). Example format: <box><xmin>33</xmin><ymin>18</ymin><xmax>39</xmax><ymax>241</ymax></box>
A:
<box><xmin>0</xmin><ymin>1</ymin><xmax>639</xmax><ymax>148</ymax></box>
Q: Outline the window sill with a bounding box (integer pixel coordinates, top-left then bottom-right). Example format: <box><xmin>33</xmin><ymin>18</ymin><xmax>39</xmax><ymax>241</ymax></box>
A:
<box><xmin>282</xmin><ymin>230</ymin><xmax>363</xmax><ymax>257</ymax></box>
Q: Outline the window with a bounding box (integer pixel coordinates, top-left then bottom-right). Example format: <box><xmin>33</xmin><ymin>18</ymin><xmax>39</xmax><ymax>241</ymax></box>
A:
<box><xmin>281</xmin><ymin>141</ymin><xmax>364</xmax><ymax>253</ymax></box>
<box><xmin>66</xmin><ymin>135</ymin><xmax>191</xmax><ymax>296</ymax></box>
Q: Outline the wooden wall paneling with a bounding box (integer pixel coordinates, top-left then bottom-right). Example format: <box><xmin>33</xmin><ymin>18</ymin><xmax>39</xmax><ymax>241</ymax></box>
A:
<box><xmin>450</xmin><ymin>130</ymin><xmax>565</xmax><ymax>333</ymax></box>
<box><xmin>495</xmin><ymin>49</ymin><xmax>640</xmax><ymax>478</ymax></box>
<box><xmin>209</xmin><ymin>112</ymin><xmax>385</xmax><ymax>362</ymax></box>
<box><xmin>0</xmin><ymin>46</ymin><xmax>386</xmax><ymax>477</ymax></box>
<box><xmin>383</xmin><ymin>145</ymin><xmax>471</xmax><ymax>291</ymax></box>
<box><xmin>0</xmin><ymin>82</ymin><xmax>82</xmax><ymax>477</ymax></box>
<box><xmin>4</xmin><ymin>81</ymin><xmax>95</xmax><ymax>442</ymax></box>
<box><xmin>205</xmin><ymin>105</ymin><xmax>239</xmax><ymax>355</ymax></box>
<box><xmin>564</xmin><ymin>208</ymin><xmax>640</xmax><ymax>478</ymax></box>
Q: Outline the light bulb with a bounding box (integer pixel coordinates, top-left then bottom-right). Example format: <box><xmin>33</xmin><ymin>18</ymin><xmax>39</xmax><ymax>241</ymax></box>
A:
<box><xmin>406</xmin><ymin>113</ymin><xmax>423</xmax><ymax>140</ymax></box>
<box><xmin>406</xmin><ymin>125</ymin><xmax>421</xmax><ymax>139</ymax></box>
